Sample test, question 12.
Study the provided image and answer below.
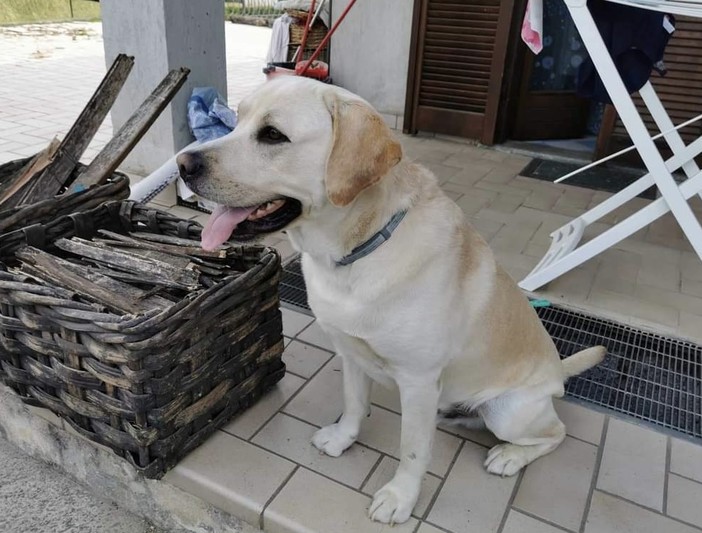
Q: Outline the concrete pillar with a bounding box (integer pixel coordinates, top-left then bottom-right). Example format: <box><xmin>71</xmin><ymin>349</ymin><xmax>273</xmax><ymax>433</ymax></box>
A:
<box><xmin>330</xmin><ymin>0</ymin><xmax>413</xmax><ymax>130</ymax></box>
<box><xmin>101</xmin><ymin>0</ymin><xmax>227</xmax><ymax>175</ymax></box>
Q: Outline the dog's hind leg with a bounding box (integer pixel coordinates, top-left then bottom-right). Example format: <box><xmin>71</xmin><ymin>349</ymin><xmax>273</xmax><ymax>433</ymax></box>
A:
<box><xmin>478</xmin><ymin>390</ymin><xmax>565</xmax><ymax>477</ymax></box>
<box><xmin>312</xmin><ymin>335</ymin><xmax>372</xmax><ymax>458</ymax></box>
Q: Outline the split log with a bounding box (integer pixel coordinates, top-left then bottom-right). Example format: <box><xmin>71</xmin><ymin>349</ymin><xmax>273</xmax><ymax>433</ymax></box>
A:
<box><xmin>10</xmin><ymin>54</ymin><xmax>135</xmax><ymax>205</ymax></box>
<box><xmin>69</xmin><ymin>67</ymin><xmax>191</xmax><ymax>192</ymax></box>
<box><xmin>54</xmin><ymin>237</ymin><xmax>200</xmax><ymax>290</ymax></box>
<box><xmin>16</xmin><ymin>247</ymin><xmax>145</xmax><ymax>314</ymax></box>
<box><xmin>0</xmin><ymin>138</ymin><xmax>61</xmax><ymax>207</ymax></box>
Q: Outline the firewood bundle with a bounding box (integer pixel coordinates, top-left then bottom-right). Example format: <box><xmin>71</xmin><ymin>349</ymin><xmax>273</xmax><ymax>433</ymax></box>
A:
<box><xmin>12</xmin><ymin>231</ymin><xmax>246</xmax><ymax>315</ymax></box>
<box><xmin>0</xmin><ymin>54</ymin><xmax>189</xmax><ymax>214</ymax></box>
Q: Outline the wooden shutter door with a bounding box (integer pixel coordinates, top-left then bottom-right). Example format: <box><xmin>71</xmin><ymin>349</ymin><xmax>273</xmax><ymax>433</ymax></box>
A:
<box><xmin>404</xmin><ymin>0</ymin><xmax>515</xmax><ymax>144</ymax></box>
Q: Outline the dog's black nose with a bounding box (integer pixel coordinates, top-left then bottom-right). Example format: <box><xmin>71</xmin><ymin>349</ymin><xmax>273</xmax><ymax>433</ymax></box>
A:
<box><xmin>177</xmin><ymin>151</ymin><xmax>204</xmax><ymax>182</ymax></box>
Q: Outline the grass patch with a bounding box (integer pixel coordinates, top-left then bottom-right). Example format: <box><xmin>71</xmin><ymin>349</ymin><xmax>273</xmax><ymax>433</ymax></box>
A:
<box><xmin>0</xmin><ymin>0</ymin><xmax>100</xmax><ymax>25</ymax></box>
<box><xmin>224</xmin><ymin>1</ymin><xmax>280</xmax><ymax>18</ymax></box>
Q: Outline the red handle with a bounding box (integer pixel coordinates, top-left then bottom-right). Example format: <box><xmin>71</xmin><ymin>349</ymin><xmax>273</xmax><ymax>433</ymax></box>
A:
<box><xmin>298</xmin><ymin>0</ymin><xmax>358</xmax><ymax>77</ymax></box>
<box><xmin>297</xmin><ymin>0</ymin><xmax>317</xmax><ymax>61</ymax></box>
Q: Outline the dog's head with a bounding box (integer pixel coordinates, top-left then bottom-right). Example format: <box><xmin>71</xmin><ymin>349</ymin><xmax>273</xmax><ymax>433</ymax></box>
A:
<box><xmin>177</xmin><ymin>76</ymin><xmax>402</xmax><ymax>249</ymax></box>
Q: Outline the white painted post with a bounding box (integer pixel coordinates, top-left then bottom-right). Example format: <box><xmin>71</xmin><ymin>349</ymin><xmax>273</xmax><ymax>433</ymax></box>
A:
<box><xmin>101</xmin><ymin>0</ymin><xmax>227</xmax><ymax>175</ymax></box>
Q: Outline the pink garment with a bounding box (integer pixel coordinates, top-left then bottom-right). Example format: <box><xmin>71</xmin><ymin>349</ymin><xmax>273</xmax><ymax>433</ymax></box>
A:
<box><xmin>522</xmin><ymin>0</ymin><xmax>544</xmax><ymax>54</ymax></box>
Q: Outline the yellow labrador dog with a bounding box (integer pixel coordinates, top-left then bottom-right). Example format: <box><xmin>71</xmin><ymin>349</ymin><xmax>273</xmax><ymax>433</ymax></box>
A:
<box><xmin>177</xmin><ymin>76</ymin><xmax>605</xmax><ymax>525</ymax></box>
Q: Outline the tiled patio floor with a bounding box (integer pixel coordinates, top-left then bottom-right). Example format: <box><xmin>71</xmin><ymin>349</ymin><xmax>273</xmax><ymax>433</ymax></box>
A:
<box><xmin>3</xmin><ymin>19</ymin><xmax>702</xmax><ymax>533</ymax></box>
<box><xmin>158</xmin><ymin>307</ymin><xmax>702</xmax><ymax>533</ymax></box>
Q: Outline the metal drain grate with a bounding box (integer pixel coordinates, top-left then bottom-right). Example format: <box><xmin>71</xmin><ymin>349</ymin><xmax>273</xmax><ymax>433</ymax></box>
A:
<box><xmin>537</xmin><ymin>305</ymin><xmax>701</xmax><ymax>439</ymax></box>
<box><xmin>280</xmin><ymin>256</ymin><xmax>702</xmax><ymax>439</ymax></box>
<box><xmin>280</xmin><ymin>256</ymin><xmax>312</xmax><ymax>315</ymax></box>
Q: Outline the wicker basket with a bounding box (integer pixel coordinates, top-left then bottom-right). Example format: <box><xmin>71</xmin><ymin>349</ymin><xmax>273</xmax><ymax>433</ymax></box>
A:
<box><xmin>0</xmin><ymin>156</ymin><xmax>130</xmax><ymax>236</ymax></box>
<box><xmin>289</xmin><ymin>18</ymin><xmax>328</xmax><ymax>50</ymax></box>
<box><xmin>0</xmin><ymin>201</ymin><xmax>285</xmax><ymax>478</ymax></box>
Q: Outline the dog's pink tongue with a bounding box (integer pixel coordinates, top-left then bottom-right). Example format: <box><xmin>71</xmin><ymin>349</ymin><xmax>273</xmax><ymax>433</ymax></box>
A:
<box><xmin>201</xmin><ymin>205</ymin><xmax>256</xmax><ymax>251</ymax></box>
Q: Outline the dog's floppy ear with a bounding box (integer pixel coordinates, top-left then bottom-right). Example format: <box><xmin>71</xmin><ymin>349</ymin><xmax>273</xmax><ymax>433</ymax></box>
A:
<box><xmin>323</xmin><ymin>94</ymin><xmax>402</xmax><ymax>207</ymax></box>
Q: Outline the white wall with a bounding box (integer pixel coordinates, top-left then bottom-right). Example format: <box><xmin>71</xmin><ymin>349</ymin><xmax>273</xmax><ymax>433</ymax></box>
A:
<box><xmin>102</xmin><ymin>0</ymin><xmax>227</xmax><ymax>175</ymax></box>
<box><xmin>330</xmin><ymin>0</ymin><xmax>413</xmax><ymax>128</ymax></box>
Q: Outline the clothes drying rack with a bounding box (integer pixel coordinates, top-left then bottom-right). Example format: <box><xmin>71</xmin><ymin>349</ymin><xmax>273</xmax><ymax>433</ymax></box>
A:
<box><xmin>519</xmin><ymin>0</ymin><xmax>702</xmax><ymax>292</ymax></box>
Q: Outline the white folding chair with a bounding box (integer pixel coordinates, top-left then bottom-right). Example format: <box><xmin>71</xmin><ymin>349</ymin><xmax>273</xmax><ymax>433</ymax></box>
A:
<box><xmin>520</xmin><ymin>0</ymin><xmax>702</xmax><ymax>292</ymax></box>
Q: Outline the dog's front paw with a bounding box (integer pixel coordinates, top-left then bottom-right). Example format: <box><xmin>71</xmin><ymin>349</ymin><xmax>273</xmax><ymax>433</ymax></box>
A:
<box><xmin>368</xmin><ymin>480</ymin><xmax>418</xmax><ymax>525</ymax></box>
<box><xmin>484</xmin><ymin>443</ymin><xmax>528</xmax><ymax>477</ymax></box>
<box><xmin>311</xmin><ymin>424</ymin><xmax>356</xmax><ymax>457</ymax></box>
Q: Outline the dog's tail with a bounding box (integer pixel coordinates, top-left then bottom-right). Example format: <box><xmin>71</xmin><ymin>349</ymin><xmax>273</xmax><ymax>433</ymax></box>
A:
<box><xmin>562</xmin><ymin>346</ymin><xmax>606</xmax><ymax>379</ymax></box>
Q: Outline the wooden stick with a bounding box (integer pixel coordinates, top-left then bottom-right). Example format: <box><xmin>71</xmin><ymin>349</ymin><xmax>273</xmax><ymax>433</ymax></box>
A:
<box><xmin>0</xmin><ymin>138</ymin><xmax>61</xmax><ymax>207</ymax></box>
<box><xmin>13</xmin><ymin>54</ymin><xmax>135</xmax><ymax>205</ymax></box>
<box><xmin>69</xmin><ymin>67</ymin><xmax>190</xmax><ymax>193</ymax></box>
<box><xmin>16</xmin><ymin>247</ymin><xmax>144</xmax><ymax>314</ymax></box>
<box><xmin>55</xmin><ymin>237</ymin><xmax>200</xmax><ymax>290</ymax></box>
<box><xmin>96</xmin><ymin>229</ymin><xmax>227</xmax><ymax>259</ymax></box>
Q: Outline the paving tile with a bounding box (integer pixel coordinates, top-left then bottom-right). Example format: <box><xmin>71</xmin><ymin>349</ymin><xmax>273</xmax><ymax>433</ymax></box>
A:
<box><xmin>670</xmin><ymin>438</ymin><xmax>702</xmax><ymax>484</ymax></box>
<box><xmin>444</xmin><ymin>150</ymin><xmax>496</xmax><ymax>169</ymax></box>
<box><xmin>284</xmin><ymin>357</ymin><xmax>343</xmax><ymax>427</ymax></box>
<box><xmin>501</xmin><ymin>510</ymin><xmax>566</xmax><ymax>533</ymax></box>
<box><xmin>586</xmin><ymin>289</ymin><xmax>679</xmax><ymax>330</ymax></box>
<box><xmin>370</xmin><ymin>381</ymin><xmax>401</xmax><ymax>413</ymax></box>
<box><xmin>593</xmin><ymin>249</ymin><xmax>642</xmax><ymax>295</ymax></box>
<box><xmin>445</xmin><ymin>160</ymin><xmax>495</xmax><ymax>186</ymax></box>
<box><xmin>361</xmin><ymin>457</ymin><xmax>441</xmax><ymax>518</ymax></box>
<box><xmin>437</xmin><ymin>420</ymin><xmax>500</xmax><ymax>449</ymax></box>
<box><xmin>419</xmin><ymin>161</ymin><xmax>464</xmax><ymax>183</ymax></box>
<box><xmin>681</xmin><ymin>278</ymin><xmax>702</xmax><ymax>299</ymax></box>
<box><xmin>667</xmin><ymin>474</ymin><xmax>702</xmax><ymax>528</ymax></box>
<box><xmin>553</xmin><ymin>398</ymin><xmax>605</xmax><ymax>445</ymax></box>
<box><xmin>468</xmin><ymin>217</ymin><xmax>504</xmax><ymax>243</ymax></box>
<box><xmin>416</xmin><ymin>524</ymin><xmax>445</xmax><ymax>533</ymax></box>
<box><xmin>150</xmin><ymin>182</ymin><xmax>178</xmax><ymax>208</ymax></box>
<box><xmin>223</xmin><ymin>373</ymin><xmax>306</xmax><ymax>440</ymax></box>
<box><xmin>514</xmin><ymin>436</ymin><xmax>597</xmax><ymax>531</ymax></box>
<box><xmin>678</xmin><ymin>311</ymin><xmax>702</xmax><ymax>343</ymax></box>
<box><xmin>358</xmin><ymin>405</ymin><xmax>462</xmax><ymax>477</ymax></box>
<box><xmin>281</xmin><ymin>308</ymin><xmax>315</xmax><ymax>338</ymax></box>
<box><xmin>428</xmin><ymin>441</ymin><xmax>517</xmax><ymax>533</ymax></box>
<box><xmin>164</xmin><ymin>431</ymin><xmax>295</xmax><ymax>526</ymax></box>
<box><xmin>637</xmin><ymin>256</ymin><xmax>682</xmax><ymax>292</ymax></box>
<box><xmin>253</xmin><ymin>413</ymin><xmax>380</xmax><ymax>489</ymax></box>
<box><xmin>487</xmin><ymin>192</ymin><xmax>527</xmax><ymax>214</ymax></box>
<box><xmin>681</xmin><ymin>252</ymin><xmax>702</xmax><ymax>282</ymax></box>
<box><xmin>273</xmin><ymin>239</ymin><xmax>297</xmax><ymax>261</ymax></box>
<box><xmin>541</xmin><ymin>266</ymin><xmax>597</xmax><ymax>302</ymax></box>
<box><xmin>585</xmin><ymin>490</ymin><xmax>700</xmax><ymax>533</ymax></box>
<box><xmin>296</xmin><ymin>321</ymin><xmax>335</xmax><ymax>352</ymax></box>
<box><xmin>455</xmin><ymin>188</ymin><xmax>498</xmax><ymax>216</ymax></box>
<box><xmin>490</xmin><ymin>224</ymin><xmax>541</xmax><ymax>256</ymax></box>
<box><xmin>634</xmin><ymin>284</ymin><xmax>702</xmax><ymax>318</ymax></box>
<box><xmin>282</xmin><ymin>340</ymin><xmax>333</xmax><ymax>379</ymax></box>
<box><xmin>597</xmin><ymin>418</ymin><xmax>667</xmax><ymax>511</ymax></box>
<box><xmin>264</xmin><ymin>468</ymin><xmax>418</xmax><ymax>533</ymax></box>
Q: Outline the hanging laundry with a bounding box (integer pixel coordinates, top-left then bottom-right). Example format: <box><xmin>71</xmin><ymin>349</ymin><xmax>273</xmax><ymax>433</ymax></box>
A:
<box><xmin>576</xmin><ymin>0</ymin><xmax>675</xmax><ymax>104</ymax></box>
<box><xmin>522</xmin><ymin>0</ymin><xmax>544</xmax><ymax>54</ymax></box>
<box><xmin>266</xmin><ymin>14</ymin><xmax>293</xmax><ymax>64</ymax></box>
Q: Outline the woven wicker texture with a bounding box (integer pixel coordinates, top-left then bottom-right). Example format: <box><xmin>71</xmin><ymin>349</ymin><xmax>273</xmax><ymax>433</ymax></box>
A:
<box><xmin>0</xmin><ymin>157</ymin><xmax>130</xmax><ymax>236</ymax></box>
<box><xmin>0</xmin><ymin>201</ymin><xmax>285</xmax><ymax>477</ymax></box>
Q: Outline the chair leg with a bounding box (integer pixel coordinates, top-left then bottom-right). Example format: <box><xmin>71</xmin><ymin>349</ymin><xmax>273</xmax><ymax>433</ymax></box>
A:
<box><xmin>520</xmin><ymin>171</ymin><xmax>702</xmax><ymax>291</ymax></box>
<box><xmin>567</xmin><ymin>2</ymin><xmax>702</xmax><ymax>258</ymax></box>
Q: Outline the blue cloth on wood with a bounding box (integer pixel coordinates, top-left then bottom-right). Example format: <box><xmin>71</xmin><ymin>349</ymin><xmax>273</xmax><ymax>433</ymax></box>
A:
<box><xmin>187</xmin><ymin>87</ymin><xmax>237</xmax><ymax>142</ymax></box>
<box><xmin>576</xmin><ymin>0</ymin><xmax>674</xmax><ymax>104</ymax></box>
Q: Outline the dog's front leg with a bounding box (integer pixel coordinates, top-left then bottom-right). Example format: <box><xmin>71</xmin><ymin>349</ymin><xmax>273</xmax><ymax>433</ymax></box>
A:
<box><xmin>312</xmin><ymin>350</ymin><xmax>371</xmax><ymax>457</ymax></box>
<box><xmin>369</xmin><ymin>373</ymin><xmax>441</xmax><ymax>525</ymax></box>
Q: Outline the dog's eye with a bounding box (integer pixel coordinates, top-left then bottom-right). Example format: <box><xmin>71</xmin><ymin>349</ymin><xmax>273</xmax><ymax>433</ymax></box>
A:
<box><xmin>258</xmin><ymin>126</ymin><xmax>290</xmax><ymax>144</ymax></box>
